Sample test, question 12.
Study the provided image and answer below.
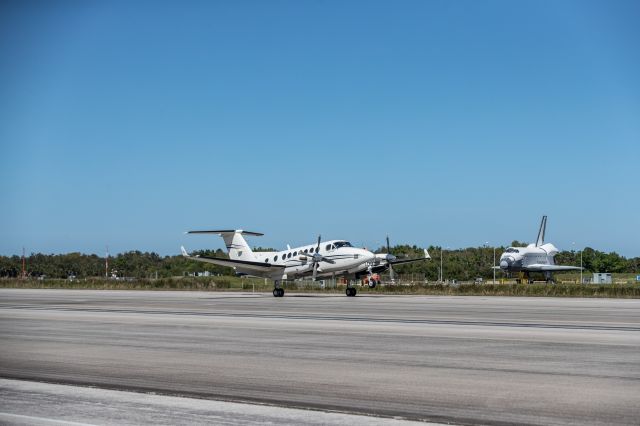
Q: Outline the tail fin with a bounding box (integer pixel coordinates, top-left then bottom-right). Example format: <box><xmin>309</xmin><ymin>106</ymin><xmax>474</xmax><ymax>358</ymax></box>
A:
<box><xmin>535</xmin><ymin>216</ymin><xmax>547</xmax><ymax>247</ymax></box>
<box><xmin>186</xmin><ymin>229</ymin><xmax>261</xmax><ymax>260</ymax></box>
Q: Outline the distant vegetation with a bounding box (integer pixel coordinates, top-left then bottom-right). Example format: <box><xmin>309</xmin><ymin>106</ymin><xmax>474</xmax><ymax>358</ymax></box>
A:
<box><xmin>1</xmin><ymin>276</ymin><xmax>639</xmax><ymax>298</ymax></box>
<box><xmin>0</xmin><ymin>244</ymin><xmax>637</xmax><ymax>281</ymax></box>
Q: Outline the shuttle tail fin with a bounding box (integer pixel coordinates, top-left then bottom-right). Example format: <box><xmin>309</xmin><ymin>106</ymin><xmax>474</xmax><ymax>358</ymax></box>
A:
<box><xmin>535</xmin><ymin>216</ymin><xmax>547</xmax><ymax>247</ymax></box>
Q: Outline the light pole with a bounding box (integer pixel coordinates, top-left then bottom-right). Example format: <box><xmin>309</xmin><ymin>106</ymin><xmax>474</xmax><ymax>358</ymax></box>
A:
<box><xmin>485</xmin><ymin>242</ymin><xmax>496</xmax><ymax>284</ymax></box>
<box><xmin>440</xmin><ymin>246</ymin><xmax>443</xmax><ymax>283</ymax></box>
<box><xmin>571</xmin><ymin>241</ymin><xmax>582</xmax><ymax>282</ymax></box>
<box><xmin>580</xmin><ymin>248</ymin><xmax>583</xmax><ymax>284</ymax></box>
<box><xmin>572</xmin><ymin>242</ymin><xmax>583</xmax><ymax>284</ymax></box>
<box><xmin>440</xmin><ymin>247</ymin><xmax>450</xmax><ymax>283</ymax></box>
<box><xmin>492</xmin><ymin>245</ymin><xmax>496</xmax><ymax>284</ymax></box>
<box><xmin>484</xmin><ymin>242</ymin><xmax>489</xmax><ymax>283</ymax></box>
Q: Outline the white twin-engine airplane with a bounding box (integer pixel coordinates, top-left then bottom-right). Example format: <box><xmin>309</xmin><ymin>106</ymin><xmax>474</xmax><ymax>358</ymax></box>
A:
<box><xmin>496</xmin><ymin>215</ymin><xmax>582</xmax><ymax>283</ymax></box>
<box><xmin>181</xmin><ymin>230</ymin><xmax>430</xmax><ymax>297</ymax></box>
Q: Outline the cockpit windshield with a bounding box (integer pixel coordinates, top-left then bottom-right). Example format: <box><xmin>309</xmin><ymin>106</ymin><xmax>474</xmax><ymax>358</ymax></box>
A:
<box><xmin>505</xmin><ymin>248</ymin><xmax>520</xmax><ymax>253</ymax></box>
<box><xmin>334</xmin><ymin>241</ymin><xmax>352</xmax><ymax>249</ymax></box>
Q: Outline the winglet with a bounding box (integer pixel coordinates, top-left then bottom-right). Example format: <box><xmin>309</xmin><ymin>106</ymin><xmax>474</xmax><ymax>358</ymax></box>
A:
<box><xmin>535</xmin><ymin>215</ymin><xmax>547</xmax><ymax>247</ymax></box>
<box><xmin>180</xmin><ymin>246</ymin><xmax>189</xmax><ymax>257</ymax></box>
<box><xmin>424</xmin><ymin>249</ymin><xmax>431</xmax><ymax>259</ymax></box>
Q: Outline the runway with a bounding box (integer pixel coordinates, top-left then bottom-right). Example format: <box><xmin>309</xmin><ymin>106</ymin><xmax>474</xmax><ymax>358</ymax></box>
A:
<box><xmin>1</xmin><ymin>289</ymin><xmax>640</xmax><ymax>425</ymax></box>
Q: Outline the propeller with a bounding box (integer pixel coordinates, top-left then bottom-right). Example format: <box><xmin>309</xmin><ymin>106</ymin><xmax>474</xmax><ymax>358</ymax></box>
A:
<box><xmin>386</xmin><ymin>235</ymin><xmax>397</xmax><ymax>282</ymax></box>
<box><xmin>308</xmin><ymin>235</ymin><xmax>335</xmax><ymax>281</ymax></box>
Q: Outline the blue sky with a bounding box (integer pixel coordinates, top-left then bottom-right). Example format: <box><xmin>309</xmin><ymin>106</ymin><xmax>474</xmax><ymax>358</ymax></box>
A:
<box><xmin>1</xmin><ymin>0</ymin><xmax>639</xmax><ymax>257</ymax></box>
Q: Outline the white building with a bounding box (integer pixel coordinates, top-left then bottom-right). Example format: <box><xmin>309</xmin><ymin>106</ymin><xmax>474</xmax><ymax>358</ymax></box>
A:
<box><xmin>592</xmin><ymin>273</ymin><xmax>612</xmax><ymax>284</ymax></box>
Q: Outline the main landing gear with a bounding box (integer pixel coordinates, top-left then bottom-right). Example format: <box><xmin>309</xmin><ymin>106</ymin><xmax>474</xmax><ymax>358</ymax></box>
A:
<box><xmin>517</xmin><ymin>272</ymin><xmax>534</xmax><ymax>284</ymax></box>
<box><xmin>346</xmin><ymin>287</ymin><xmax>357</xmax><ymax>297</ymax></box>
<box><xmin>273</xmin><ymin>281</ymin><xmax>284</xmax><ymax>297</ymax></box>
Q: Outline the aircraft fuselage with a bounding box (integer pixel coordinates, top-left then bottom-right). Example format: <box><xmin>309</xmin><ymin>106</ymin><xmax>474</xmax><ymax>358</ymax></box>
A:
<box><xmin>241</xmin><ymin>240</ymin><xmax>375</xmax><ymax>280</ymax></box>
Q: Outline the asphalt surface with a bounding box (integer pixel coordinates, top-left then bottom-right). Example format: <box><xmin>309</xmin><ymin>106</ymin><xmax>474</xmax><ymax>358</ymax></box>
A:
<box><xmin>0</xmin><ymin>378</ymin><xmax>432</xmax><ymax>426</ymax></box>
<box><xmin>1</xmin><ymin>289</ymin><xmax>639</xmax><ymax>425</ymax></box>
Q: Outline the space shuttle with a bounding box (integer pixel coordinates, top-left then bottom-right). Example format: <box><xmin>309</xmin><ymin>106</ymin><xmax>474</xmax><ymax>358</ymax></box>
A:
<box><xmin>496</xmin><ymin>216</ymin><xmax>582</xmax><ymax>283</ymax></box>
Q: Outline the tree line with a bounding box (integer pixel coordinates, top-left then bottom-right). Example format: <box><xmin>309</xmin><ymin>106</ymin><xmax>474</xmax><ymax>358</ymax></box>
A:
<box><xmin>0</xmin><ymin>245</ymin><xmax>637</xmax><ymax>280</ymax></box>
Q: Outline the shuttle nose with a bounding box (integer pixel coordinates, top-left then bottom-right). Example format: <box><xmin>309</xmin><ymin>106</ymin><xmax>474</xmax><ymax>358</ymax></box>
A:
<box><xmin>500</xmin><ymin>258</ymin><xmax>512</xmax><ymax>269</ymax></box>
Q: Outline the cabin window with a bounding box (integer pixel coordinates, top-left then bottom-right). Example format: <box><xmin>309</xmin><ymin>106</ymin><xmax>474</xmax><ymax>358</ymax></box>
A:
<box><xmin>334</xmin><ymin>241</ymin><xmax>353</xmax><ymax>248</ymax></box>
<box><xmin>303</xmin><ymin>249</ymin><xmax>308</xmax><ymax>254</ymax></box>
<box><xmin>293</xmin><ymin>251</ymin><xmax>297</xmax><ymax>256</ymax></box>
<box><xmin>287</xmin><ymin>253</ymin><xmax>292</xmax><ymax>258</ymax></box>
<box><xmin>274</xmin><ymin>255</ymin><xmax>278</xmax><ymax>262</ymax></box>
<box><xmin>325</xmin><ymin>244</ymin><xmax>331</xmax><ymax>251</ymax></box>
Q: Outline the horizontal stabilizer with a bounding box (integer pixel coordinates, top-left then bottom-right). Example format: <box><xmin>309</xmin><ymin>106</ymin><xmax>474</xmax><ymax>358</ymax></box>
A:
<box><xmin>186</xmin><ymin>229</ymin><xmax>263</xmax><ymax>236</ymax></box>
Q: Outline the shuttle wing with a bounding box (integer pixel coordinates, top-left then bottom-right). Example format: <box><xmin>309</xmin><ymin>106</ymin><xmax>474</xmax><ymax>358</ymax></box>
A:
<box><xmin>525</xmin><ymin>264</ymin><xmax>582</xmax><ymax>272</ymax></box>
<box><xmin>181</xmin><ymin>247</ymin><xmax>285</xmax><ymax>272</ymax></box>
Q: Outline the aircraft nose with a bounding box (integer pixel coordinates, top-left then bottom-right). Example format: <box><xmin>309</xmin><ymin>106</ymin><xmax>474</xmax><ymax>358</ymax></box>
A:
<box><xmin>360</xmin><ymin>249</ymin><xmax>375</xmax><ymax>261</ymax></box>
<box><xmin>500</xmin><ymin>258</ymin><xmax>511</xmax><ymax>269</ymax></box>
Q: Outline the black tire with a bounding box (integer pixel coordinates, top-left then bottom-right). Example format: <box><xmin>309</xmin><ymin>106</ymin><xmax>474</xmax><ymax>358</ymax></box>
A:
<box><xmin>346</xmin><ymin>288</ymin><xmax>351</xmax><ymax>297</ymax></box>
<box><xmin>351</xmin><ymin>287</ymin><xmax>357</xmax><ymax>297</ymax></box>
<box><xmin>273</xmin><ymin>289</ymin><xmax>279</xmax><ymax>297</ymax></box>
<box><xmin>368</xmin><ymin>281</ymin><xmax>376</xmax><ymax>289</ymax></box>
<box><xmin>279</xmin><ymin>288</ymin><xmax>285</xmax><ymax>297</ymax></box>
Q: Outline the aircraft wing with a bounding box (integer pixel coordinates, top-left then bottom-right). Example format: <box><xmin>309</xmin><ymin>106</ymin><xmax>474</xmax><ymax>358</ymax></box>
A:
<box><xmin>181</xmin><ymin>247</ymin><xmax>286</xmax><ymax>273</ymax></box>
<box><xmin>388</xmin><ymin>249</ymin><xmax>431</xmax><ymax>266</ymax></box>
<box><xmin>525</xmin><ymin>264</ymin><xmax>583</xmax><ymax>272</ymax></box>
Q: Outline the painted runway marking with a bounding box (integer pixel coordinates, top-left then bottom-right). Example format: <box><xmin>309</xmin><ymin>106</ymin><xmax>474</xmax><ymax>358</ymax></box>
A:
<box><xmin>2</xmin><ymin>304</ymin><xmax>639</xmax><ymax>332</ymax></box>
<box><xmin>0</xmin><ymin>412</ymin><xmax>95</xmax><ymax>426</ymax></box>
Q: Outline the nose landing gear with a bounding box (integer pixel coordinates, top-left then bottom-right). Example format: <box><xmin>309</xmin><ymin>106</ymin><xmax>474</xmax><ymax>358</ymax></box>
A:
<box><xmin>346</xmin><ymin>287</ymin><xmax>357</xmax><ymax>297</ymax></box>
<box><xmin>363</xmin><ymin>274</ymin><xmax>380</xmax><ymax>288</ymax></box>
